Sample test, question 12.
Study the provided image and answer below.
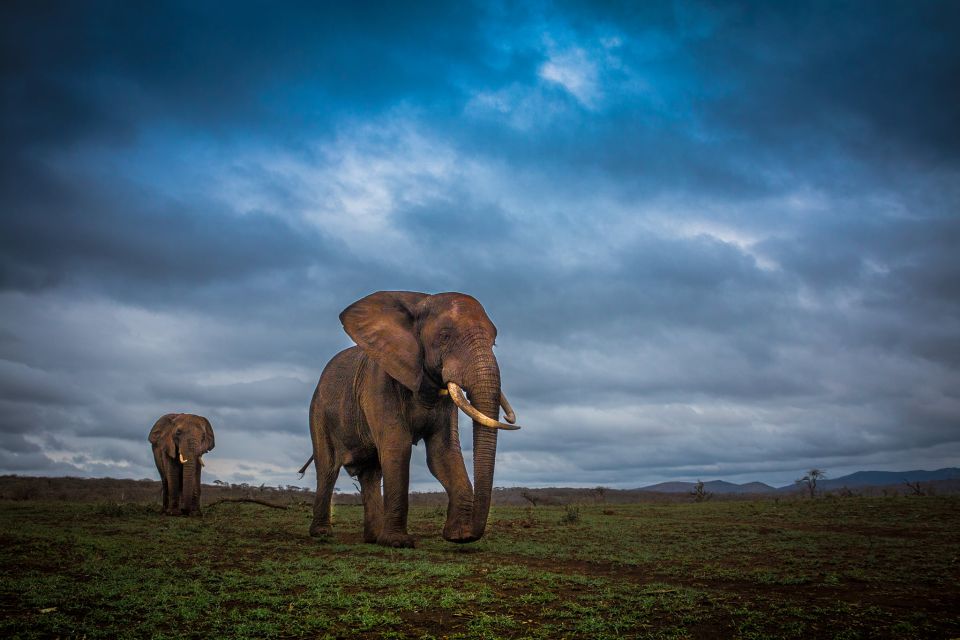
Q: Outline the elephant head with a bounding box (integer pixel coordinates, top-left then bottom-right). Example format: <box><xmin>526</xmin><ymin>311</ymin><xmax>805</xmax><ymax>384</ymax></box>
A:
<box><xmin>148</xmin><ymin>413</ymin><xmax>215</xmax><ymax>515</ymax></box>
<box><xmin>340</xmin><ymin>291</ymin><xmax>519</xmax><ymax>540</ymax></box>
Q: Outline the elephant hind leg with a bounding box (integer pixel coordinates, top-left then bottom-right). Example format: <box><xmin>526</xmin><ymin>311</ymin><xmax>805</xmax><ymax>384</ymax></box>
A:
<box><xmin>309</xmin><ymin>441</ymin><xmax>340</xmax><ymax>539</ymax></box>
<box><xmin>358</xmin><ymin>467</ymin><xmax>384</xmax><ymax>544</ymax></box>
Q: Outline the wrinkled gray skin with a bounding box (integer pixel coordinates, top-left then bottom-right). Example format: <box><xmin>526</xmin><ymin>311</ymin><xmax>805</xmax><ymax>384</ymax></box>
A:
<box><xmin>149</xmin><ymin>413</ymin><xmax>215</xmax><ymax>516</ymax></box>
<box><xmin>308</xmin><ymin>291</ymin><xmax>515</xmax><ymax>548</ymax></box>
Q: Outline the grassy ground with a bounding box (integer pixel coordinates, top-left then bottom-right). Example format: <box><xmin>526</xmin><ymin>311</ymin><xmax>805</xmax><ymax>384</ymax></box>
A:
<box><xmin>1</xmin><ymin>497</ymin><xmax>958</xmax><ymax>639</ymax></box>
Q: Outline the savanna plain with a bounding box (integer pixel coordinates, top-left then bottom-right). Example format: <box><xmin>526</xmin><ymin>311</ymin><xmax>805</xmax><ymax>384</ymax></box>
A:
<box><xmin>2</xmin><ymin>480</ymin><xmax>959</xmax><ymax>639</ymax></box>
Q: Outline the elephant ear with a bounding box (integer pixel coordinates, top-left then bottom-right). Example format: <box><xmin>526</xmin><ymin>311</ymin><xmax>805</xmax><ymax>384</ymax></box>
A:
<box><xmin>340</xmin><ymin>291</ymin><xmax>428</xmax><ymax>392</ymax></box>
<box><xmin>148</xmin><ymin>414</ymin><xmax>179</xmax><ymax>459</ymax></box>
<box><xmin>200</xmin><ymin>416</ymin><xmax>215</xmax><ymax>452</ymax></box>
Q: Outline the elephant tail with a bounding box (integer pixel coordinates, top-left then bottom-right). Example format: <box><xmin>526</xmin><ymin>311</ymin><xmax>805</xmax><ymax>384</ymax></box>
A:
<box><xmin>297</xmin><ymin>454</ymin><xmax>315</xmax><ymax>479</ymax></box>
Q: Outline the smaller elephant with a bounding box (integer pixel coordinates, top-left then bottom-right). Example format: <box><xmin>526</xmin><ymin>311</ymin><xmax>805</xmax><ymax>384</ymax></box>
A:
<box><xmin>149</xmin><ymin>413</ymin><xmax>215</xmax><ymax>516</ymax></box>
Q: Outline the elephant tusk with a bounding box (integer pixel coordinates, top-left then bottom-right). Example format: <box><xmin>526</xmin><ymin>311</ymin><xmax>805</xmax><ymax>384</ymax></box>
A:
<box><xmin>199</xmin><ymin>456</ymin><xmax>205</xmax><ymax>468</ymax></box>
<box><xmin>500</xmin><ymin>391</ymin><xmax>516</xmax><ymax>424</ymax></box>
<box><xmin>447</xmin><ymin>382</ymin><xmax>521</xmax><ymax>431</ymax></box>
<box><xmin>179</xmin><ymin>453</ymin><xmax>189</xmax><ymax>464</ymax></box>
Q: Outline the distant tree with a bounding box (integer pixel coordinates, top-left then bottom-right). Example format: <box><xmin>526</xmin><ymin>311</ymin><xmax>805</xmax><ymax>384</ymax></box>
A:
<box><xmin>593</xmin><ymin>486</ymin><xmax>608</xmax><ymax>503</ymax></box>
<box><xmin>796</xmin><ymin>469</ymin><xmax>826</xmax><ymax>498</ymax></box>
<box><xmin>903</xmin><ymin>480</ymin><xmax>934</xmax><ymax>496</ymax></box>
<box><xmin>690</xmin><ymin>479</ymin><xmax>713</xmax><ymax>502</ymax></box>
<box><xmin>520</xmin><ymin>490</ymin><xmax>540</xmax><ymax>507</ymax></box>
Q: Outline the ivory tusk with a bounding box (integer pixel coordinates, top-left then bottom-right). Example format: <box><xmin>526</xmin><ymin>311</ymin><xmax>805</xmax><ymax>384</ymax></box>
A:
<box><xmin>500</xmin><ymin>391</ymin><xmax>517</xmax><ymax>424</ymax></box>
<box><xmin>447</xmin><ymin>382</ymin><xmax>521</xmax><ymax>431</ymax></box>
<box><xmin>199</xmin><ymin>457</ymin><xmax>205</xmax><ymax>468</ymax></box>
<box><xmin>179</xmin><ymin>453</ymin><xmax>189</xmax><ymax>464</ymax></box>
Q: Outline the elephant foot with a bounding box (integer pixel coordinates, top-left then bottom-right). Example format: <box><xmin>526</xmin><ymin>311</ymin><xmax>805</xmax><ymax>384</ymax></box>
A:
<box><xmin>442</xmin><ymin>520</ymin><xmax>479</xmax><ymax>544</ymax></box>
<box><xmin>377</xmin><ymin>532</ymin><xmax>416</xmax><ymax>548</ymax></box>
<box><xmin>309</xmin><ymin>524</ymin><xmax>333</xmax><ymax>539</ymax></box>
<box><xmin>362</xmin><ymin>531</ymin><xmax>379</xmax><ymax>544</ymax></box>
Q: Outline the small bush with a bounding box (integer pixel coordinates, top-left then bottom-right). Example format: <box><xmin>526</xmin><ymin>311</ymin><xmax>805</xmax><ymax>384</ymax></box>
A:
<box><xmin>559</xmin><ymin>505</ymin><xmax>581</xmax><ymax>524</ymax></box>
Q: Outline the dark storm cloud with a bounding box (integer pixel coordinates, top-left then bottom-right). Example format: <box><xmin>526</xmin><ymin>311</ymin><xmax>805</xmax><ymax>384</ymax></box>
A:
<box><xmin>703</xmin><ymin>2</ymin><xmax>960</xmax><ymax>164</ymax></box>
<box><xmin>1</xmin><ymin>1</ymin><xmax>958</xmax><ymax>488</ymax></box>
<box><xmin>455</xmin><ymin>1</ymin><xmax>960</xmax><ymax>213</ymax></box>
<box><xmin>1</xmin><ymin>1</ymin><xmax>491</xmax><ymax>148</ymax></box>
<box><xmin>0</xmin><ymin>161</ymin><xmax>328</xmax><ymax>295</ymax></box>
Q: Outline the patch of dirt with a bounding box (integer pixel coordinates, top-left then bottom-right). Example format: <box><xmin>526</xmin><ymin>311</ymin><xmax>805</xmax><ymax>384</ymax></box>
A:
<box><xmin>394</xmin><ymin>607</ymin><xmax>467</xmax><ymax>638</ymax></box>
<box><xmin>725</xmin><ymin>520</ymin><xmax>922</xmax><ymax>538</ymax></box>
<box><xmin>462</xmin><ymin>551</ymin><xmax>960</xmax><ymax>617</ymax></box>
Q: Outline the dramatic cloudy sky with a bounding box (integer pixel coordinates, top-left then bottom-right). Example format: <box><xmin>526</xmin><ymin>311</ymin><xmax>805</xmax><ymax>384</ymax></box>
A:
<box><xmin>2</xmin><ymin>2</ymin><xmax>958</xmax><ymax>491</ymax></box>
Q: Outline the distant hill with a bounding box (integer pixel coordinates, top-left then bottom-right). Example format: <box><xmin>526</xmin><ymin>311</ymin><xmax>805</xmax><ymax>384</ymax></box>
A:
<box><xmin>778</xmin><ymin>467</ymin><xmax>960</xmax><ymax>492</ymax></box>
<box><xmin>637</xmin><ymin>468</ymin><xmax>960</xmax><ymax>495</ymax></box>
<box><xmin>2</xmin><ymin>469</ymin><xmax>958</xmax><ymax>505</ymax></box>
<box><xmin>639</xmin><ymin>480</ymin><xmax>777</xmax><ymax>494</ymax></box>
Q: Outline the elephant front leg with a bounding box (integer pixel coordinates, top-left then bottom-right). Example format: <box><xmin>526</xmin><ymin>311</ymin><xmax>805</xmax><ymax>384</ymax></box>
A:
<box><xmin>377</xmin><ymin>442</ymin><xmax>415</xmax><ymax>548</ymax></box>
<box><xmin>159</xmin><ymin>474</ymin><xmax>170</xmax><ymax>514</ymax></box>
<box><xmin>154</xmin><ymin>449</ymin><xmax>176</xmax><ymax>515</ymax></box>
<box><xmin>161</xmin><ymin>457</ymin><xmax>182</xmax><ymax>515</ymax></box>
<box><xmin>169</xmin><ymin>461</ymin><xmax>184</xmax><ymax>515</ymax></box>
<box><xmin>426</xmin><ymin>430</ymin><xmax>475</xmax><ymax>543</ymax></box>
<box><xmin>154</xmin><ymin>451</ymin><xmax>170</xmax><ymax>514</ymax></box>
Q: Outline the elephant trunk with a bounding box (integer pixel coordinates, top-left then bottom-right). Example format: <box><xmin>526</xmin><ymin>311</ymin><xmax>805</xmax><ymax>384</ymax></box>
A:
<box><xmin>463</xmin><ymin>351</ymin><xmax>501</xmax><ymax>540</ymax></box>
<box><xmin>180</xmin><ymin>440</ymin><xmax>202</xmax><ymax>514</ymax></box>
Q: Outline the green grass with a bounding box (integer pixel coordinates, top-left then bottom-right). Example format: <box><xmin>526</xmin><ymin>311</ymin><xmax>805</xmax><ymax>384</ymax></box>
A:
<box><xmin>1</xmin><ymin>497</ymin><xmax>959</xmax><ymax>638</ymax></box>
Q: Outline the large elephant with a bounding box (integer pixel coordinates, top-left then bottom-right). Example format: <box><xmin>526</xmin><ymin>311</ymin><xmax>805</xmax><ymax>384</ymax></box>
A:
<box><xmin>306</xmin><ymin>291</ymin><xmax>521</xmax><ymax>547</ymax></box>
<box><xmin>149</xmin><ymin>413</ymin><xmax>215</xmax><ymax>516</ymax></box>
